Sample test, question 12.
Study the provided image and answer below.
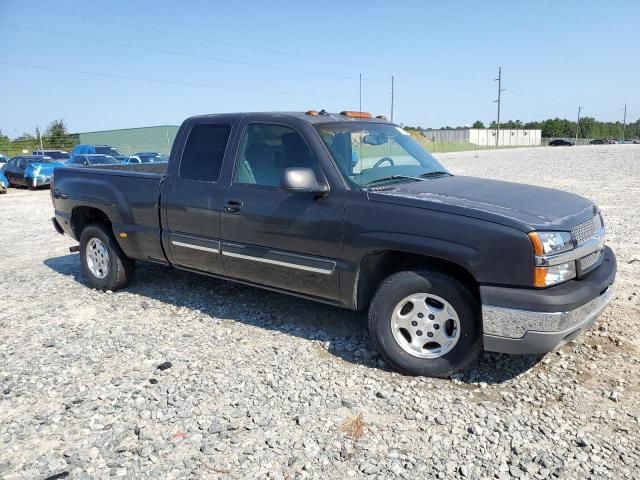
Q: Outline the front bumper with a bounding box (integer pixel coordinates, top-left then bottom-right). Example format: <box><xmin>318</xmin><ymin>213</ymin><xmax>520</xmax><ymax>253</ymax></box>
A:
<box><xmin>482</xmin><ymin>246</ymin><xmax>616</xmax><ymax>354</ymax></box>
<box><xmin>25</xmin><ymin>176</ymin><xmax>52</xmax><ymax>187</ymax></box>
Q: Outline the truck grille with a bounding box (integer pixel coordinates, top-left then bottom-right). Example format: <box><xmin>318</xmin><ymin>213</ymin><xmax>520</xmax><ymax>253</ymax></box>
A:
<box><xmin>572</xmin><ymin>215</ymin><xmax>602</xmax><ymax>245</ymax></box>
<box><xmin>579</xmin><ymin>250</ymin><xmax>602</xmax><ymax>271</ymax></box>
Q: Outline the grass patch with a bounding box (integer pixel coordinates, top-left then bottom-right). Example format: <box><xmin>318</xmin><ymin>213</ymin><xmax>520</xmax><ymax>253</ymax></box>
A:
<box><xmin>340</xmin><ymin>413</ymin><xmax>367</xmax><ymax>441</ymax></box>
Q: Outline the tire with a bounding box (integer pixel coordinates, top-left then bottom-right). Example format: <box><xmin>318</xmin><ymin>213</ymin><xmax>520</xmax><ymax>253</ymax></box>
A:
<box><xmin>79</xmin><ymin>224</ymin><xmax>134</xmax><ymax>291</ymax></box>
<box><xmin>368</xmin><ymin>270</ymin><xmax>481</xmax><ymax>377</ymax></box>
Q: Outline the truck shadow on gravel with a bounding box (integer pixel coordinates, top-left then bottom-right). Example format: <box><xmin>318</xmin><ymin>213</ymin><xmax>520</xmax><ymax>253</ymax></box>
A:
<box><xmin>44</xmin><ymin>254</ymin><xmax>541</xmax><ymax>384</ymax></box>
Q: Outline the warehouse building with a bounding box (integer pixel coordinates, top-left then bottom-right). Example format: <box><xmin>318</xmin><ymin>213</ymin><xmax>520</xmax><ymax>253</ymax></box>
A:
<box><xmin>77</xmin><ymin>125</ymin><xmax>179</xmax><ymax>155</ymax></box>
<box><xmin>421</xmin><ymin>128</ymin><xmax>542</xmax><ymax>147</ymax></box>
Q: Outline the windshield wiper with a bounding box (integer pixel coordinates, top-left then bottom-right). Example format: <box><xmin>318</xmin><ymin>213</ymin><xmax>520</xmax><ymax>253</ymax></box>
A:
<box><xmin>420</xmin><ymin>171</ymin><xmax>452</xmax><ymax>178</ymax></box>
<box><xmin>363</xmin><ymin>175</ymin><xmax>424</xmax><ymax>187</ymax></box>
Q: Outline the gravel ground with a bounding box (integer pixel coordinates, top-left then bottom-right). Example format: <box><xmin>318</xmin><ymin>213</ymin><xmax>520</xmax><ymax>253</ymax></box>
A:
<box><xmin>1</xmin><ymin>145</ymin><xmax>639</xmax><ymax>480</ymax></box>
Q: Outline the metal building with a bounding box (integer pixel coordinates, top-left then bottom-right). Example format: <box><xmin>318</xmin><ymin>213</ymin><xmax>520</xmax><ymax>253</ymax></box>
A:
<box><xmin>421</xmin><ymin>128</ymin><xmax>542</xmax><ymax>147</ymax></box>
<box><xmin>77</xmin><ymin>125</ymin><xmax>179</xmax><ymax>155</ymax></box>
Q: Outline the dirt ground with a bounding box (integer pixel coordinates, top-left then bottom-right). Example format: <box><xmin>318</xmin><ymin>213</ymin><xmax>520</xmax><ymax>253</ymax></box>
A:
<box><xmin>0</xmin><ymin>145</ymin><xmax>638</xmax><ymax>479</ymax></box>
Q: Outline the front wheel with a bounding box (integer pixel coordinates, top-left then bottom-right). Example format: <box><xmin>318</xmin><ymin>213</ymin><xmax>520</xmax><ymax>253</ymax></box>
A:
<box><xmin>368</xmin><ymin>270</ymin><xmax>481</xmax><ymax>377</ymax></box>
<box><xmin>79</xmin><ymin>224</ymin><xmax>134</xmax><ymax>291</ymax></box>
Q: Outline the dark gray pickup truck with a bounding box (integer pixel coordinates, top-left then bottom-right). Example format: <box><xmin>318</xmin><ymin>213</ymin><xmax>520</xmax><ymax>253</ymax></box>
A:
<box><xmin>51</xmin><ymin>111</ymin><xmax>616</xmax><ymax>377</ymax></box>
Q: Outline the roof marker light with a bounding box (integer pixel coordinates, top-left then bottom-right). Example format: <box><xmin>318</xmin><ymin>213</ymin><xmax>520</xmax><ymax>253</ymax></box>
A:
<box><xmin>340</xmin><ymin>111</ymin><xmax>372</xmax><ymax>119</ymax></box>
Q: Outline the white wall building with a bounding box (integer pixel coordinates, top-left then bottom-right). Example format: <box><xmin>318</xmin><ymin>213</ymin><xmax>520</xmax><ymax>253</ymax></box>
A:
<box><xmin>421</xmin><ymin>128</ymin><xmax>542</xmax><ymax>147</ymax></box>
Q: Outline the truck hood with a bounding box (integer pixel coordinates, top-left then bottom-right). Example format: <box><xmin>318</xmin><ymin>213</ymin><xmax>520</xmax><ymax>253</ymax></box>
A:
<box><xmin>367</xmin><ymin>176</ymin><xmax>597</xmax><ymax>232</ymax></box>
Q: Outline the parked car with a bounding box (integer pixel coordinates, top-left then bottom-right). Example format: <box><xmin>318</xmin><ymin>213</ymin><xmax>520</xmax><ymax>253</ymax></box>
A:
<box><xmin>65</xmin><ymin>154</ymin><xmax>121</xmax><ymax>166</ymax></box>
<box><xmin>589</xmin><ymin>139</ymin><xmax>607</xmax><ymax>145</ymax></box>
<box><xmin>33</xmin><ymin>149</ymin><xmax>71</xmax><ymax>162</ymax></box>
<box><xmin>51</xmin><ymin>110</ymin><xmax>616</xmax><ymax>377</ymax></box>
<box><xmin>548</xmin><ymin>139</ymin><xmax>574</xmax><ymax>146</ymax></box>
<box><xmin>0</xmin><ymin>153</ymin><xmax>8</xmax><ymax>168</ymax></box>
<box><xmin>4</xmin><ymin>155</ymin><xmax>64</xmax><ymax>189</ymax></box>
<box><xmin>93</xmin><ymin>145</ymin><xmax>129</xmax><ymax>163</ymax></box>
<box><xmin>127</xmin><ymin>152</ymin><xmax>169</xmax><ymax>164</ymax></box>
<box><xmin>69</xmin><ymin>145</ymin><xmax>128</xmax><ymax>163</ymax></box>
<box><xmin>0</xmin><ymin>169</ymin><xmax>9</xmax><ymax>193</ymax></box>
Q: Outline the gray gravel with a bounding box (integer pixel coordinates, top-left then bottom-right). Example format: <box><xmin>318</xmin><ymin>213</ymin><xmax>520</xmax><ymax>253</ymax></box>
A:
<box><xmin>1</xmin><ymin>145</ymin><xmax>639</xmax><ymax>479</ymax></box>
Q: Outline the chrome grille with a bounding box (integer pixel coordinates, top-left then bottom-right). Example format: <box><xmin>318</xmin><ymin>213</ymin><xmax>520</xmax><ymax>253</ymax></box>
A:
<box><xmin>579</xmin><ymin>250</ymin><xmax>602</xmax><ymax>271</ymax></box>
<box><xmin>572</xmin><ymin>215</ymin><xmax>602</xmax><ymax>245</ymax></box>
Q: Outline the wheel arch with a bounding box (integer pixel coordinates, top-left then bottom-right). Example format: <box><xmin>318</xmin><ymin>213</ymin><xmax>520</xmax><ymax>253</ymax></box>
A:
<box><xmin>354</xmin><ymin>250</ymin><xmax>480</xmax><ymax>310</ymax></box>
<box><xmin>71</xmin><ymin>205</ymin><xmax>112</xmax><ymax>240</ymax></box>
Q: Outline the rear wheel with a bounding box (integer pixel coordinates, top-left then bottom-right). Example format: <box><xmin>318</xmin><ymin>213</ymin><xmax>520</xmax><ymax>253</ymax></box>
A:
<box><xmin>79</xmin><ymin>224</ymin><xmax>134</xmax><ymax>291</ymax></box>
<box><xmin>368</xmin><ymin>270</ymin><xmax>481</xmax><ymax>377</ymax></box>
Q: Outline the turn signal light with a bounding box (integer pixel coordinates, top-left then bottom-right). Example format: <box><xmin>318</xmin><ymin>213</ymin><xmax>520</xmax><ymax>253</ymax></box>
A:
<box><xmin>528</xmin><ymin>232</ymin><xmax>544</xmax><ymax>256</ymax></box>
<box><xmin>340</xmin><ymin>111</ymin><xmax>372</xmax><ymax>119</ymax></box>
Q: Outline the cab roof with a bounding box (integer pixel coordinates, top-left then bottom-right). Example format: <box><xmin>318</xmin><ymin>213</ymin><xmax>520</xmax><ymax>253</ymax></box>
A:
<box><xmin>187</xmin><ymin>111</ymin><xmax>392</xmax><ymax>125</ymax></box>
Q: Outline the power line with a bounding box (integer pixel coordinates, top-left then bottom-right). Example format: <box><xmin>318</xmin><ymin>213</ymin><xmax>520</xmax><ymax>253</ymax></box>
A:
<box><xmin>29</xmin><ymin>4</ymin><xmax>480</xmax><ymax>81</ymax></box>
<box><xmin>5</xmin><ymin>24</ymin><xmax>492</xmax><ymax>93</ymax></box>
<box><xmin>5</xmin><ymin>25</ymin><xmax>357</xmax><ymax>81</ymax></box>
<box><xmin>0</xmin><ymin>61</ymin><xmax>378</xmax><ymax>101</ymax></box>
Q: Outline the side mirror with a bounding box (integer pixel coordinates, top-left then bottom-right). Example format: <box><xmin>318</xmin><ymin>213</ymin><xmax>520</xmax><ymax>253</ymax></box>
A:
<box><xmin>280</xmin><ymin>167</ymin><xmax>328</xmax><ymax>194</ymax></box>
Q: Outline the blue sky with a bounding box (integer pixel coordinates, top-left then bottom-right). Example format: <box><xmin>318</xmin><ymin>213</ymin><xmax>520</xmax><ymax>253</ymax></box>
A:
<box><xmin>1</xmin><ymin>0</ymin><xmax>638</xmax><ymax>136</ymax></box>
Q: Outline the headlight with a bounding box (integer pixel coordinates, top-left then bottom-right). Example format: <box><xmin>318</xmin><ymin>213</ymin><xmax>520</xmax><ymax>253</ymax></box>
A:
<box><xmin>533</xmin><ymin>231</ymin><xmax>573</xmax><ymax>255</ymax></box>
<box><xmin>534</xmin><ymin>261</ymin><xmax>577</xmax><ymax>287</ymax></box>
<box><xmin>528</xmin><ymin>231</ymin><xmax>577</xmax><ymax>287</ymax></box>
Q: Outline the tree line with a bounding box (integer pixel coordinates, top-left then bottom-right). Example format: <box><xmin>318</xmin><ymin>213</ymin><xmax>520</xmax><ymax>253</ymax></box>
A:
<box><xmin>406</xmin><ymin>117</ymin><xmax>640</xmax><ymax>139</ymax></box>
<box><xmin>0</xmin><ymin>120</ymin><xmax>77</xmax><ymax>156</ymax></box>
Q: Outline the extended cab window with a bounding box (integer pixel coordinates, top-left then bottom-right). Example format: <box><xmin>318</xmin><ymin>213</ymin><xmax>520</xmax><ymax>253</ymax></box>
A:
<box><xmin>234</xmin><ymin>123</ymin><xmax>319</xmax><ymax>187</ymax></box>
<box><xmin>180</xmin><ymin>124</ymin><xmax>231</xmax><ymax>182</ymax></box>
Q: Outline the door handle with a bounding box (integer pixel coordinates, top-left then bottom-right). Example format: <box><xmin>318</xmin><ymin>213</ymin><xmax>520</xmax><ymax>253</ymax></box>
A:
<box><xmin>225</xmin><ymin>200</ymin><xmax>243</xmax><ymax>213</ymax></box>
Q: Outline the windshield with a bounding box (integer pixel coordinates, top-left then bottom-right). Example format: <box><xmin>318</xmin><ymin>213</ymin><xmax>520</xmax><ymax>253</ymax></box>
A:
<box><xmin>88</xmin><ymin>155</ymin><xmax>118</xmax><ymax>164</ymax></box>
<box><xmin>94</xmin><ymin>146</ymin><xmax>122</xmax><ymax>156</ymax></box>
<box><xmin>28</xmin><ymin>157</ymin><xmax>58</xmax><ymax>164</ymax></box>
<box><xmin>314</xmin><ymin>123</ymin><xmax>448</xmax><ymax>188</ymax></box>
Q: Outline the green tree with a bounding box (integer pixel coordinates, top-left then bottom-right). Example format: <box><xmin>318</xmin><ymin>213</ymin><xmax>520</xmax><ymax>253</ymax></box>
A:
<box><xmin>45</xmin><ymin>119</ymin><xmax>74</xmax><ymax>148</ymax></box>
<box><xmin>472</xmin><ymin>120</ymin><xmax>485</xmax><ymax>128</ymax></box>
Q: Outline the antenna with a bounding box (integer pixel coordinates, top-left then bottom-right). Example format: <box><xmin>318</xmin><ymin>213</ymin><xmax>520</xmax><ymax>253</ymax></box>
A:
<box><xmin>359</xmin><ymin>73</ymin><xmax>362</xmax><ymax>114</ymax></box>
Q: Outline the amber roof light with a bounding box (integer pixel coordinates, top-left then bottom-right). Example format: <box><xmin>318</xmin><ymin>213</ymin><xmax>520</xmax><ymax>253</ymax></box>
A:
<box><xmin>305</xmin><ymin>110</ymin><xmax>319</xmax><ymax>116</ymax></box>
<box><xmin>340</xmin><ymin>111</ymin><xmax>372</xmax><ymax>119</ymax></box>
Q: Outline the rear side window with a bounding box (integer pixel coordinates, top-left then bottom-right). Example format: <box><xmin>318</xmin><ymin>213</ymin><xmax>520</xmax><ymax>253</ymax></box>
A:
<box><xmin>180</xmin><ymin>124</ymin><xmax>232</xmax><ymax>182</ymax></box>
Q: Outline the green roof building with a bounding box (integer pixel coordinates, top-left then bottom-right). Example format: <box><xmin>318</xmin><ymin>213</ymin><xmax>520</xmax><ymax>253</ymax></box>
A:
<box><xmin>78</xmin><ymin>125</ymin><xmax>179</xmax><ymax>155</ymax></box>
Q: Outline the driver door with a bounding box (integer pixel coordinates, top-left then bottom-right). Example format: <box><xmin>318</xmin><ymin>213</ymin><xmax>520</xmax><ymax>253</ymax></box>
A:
<box><xmin>220</xmin><ymin>120</ymin><xmax>345</xmax><ymax>301</ymax></box>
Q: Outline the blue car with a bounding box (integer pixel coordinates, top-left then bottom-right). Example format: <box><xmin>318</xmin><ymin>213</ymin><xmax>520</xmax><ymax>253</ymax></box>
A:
<box><xmin>126</xmin><ymin>152</ymin><xmax>169</xmax><ymax>164</ymax></box>
<box><xmin>70</xmin><ymin>144</ymin><xmax>128</xmax><ymax>163</ymax></box>
<box><xmin>3</xmin><ymin>155</ymin><xmax>65</xmax><ymax>190</ymax></box>
<box><xmin>0</xmin><ymin>169</ymin><xmax>8</xmax><ymax>193</ymax></box>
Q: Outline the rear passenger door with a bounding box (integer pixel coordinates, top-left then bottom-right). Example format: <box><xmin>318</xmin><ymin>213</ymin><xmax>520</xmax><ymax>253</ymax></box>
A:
<box><xmin>162</xmin><ymin>121</ymin><xmax>236</xmax><ymax>274</ymax></box>
<box><xmin>220</xmin><ymin>120</ymin><xmax>345</xmax><ymax>301</ymax></box>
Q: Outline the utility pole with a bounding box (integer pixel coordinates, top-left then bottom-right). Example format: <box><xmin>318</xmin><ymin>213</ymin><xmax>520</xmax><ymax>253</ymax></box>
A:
<box><xmin>493</xmin><ymin>67</ymin><xmax>505</xmax><ymax>147</ymax></box>
<box><xmin>622</xmin><ymin>103</ymin><xmax>627</xmax><ymax>141</ymax></box>
<box><xmin>359</xmin><ymin>73</ymin><xmax>362</xmax><ymax>114</ymax></box>
<box><xmin>36</xmin><ymin>126</ymin><xmax>43</xmax><ymax>150</ymax></box>
<box><xmin>575</xmin><ymin>106</ymin><xmax>582</xmax><ymax>144</ymax></box>
<box><xmin>390</xmin><ymin>75</ymin><xmax>395</xmax><ymax>123</ymax></box>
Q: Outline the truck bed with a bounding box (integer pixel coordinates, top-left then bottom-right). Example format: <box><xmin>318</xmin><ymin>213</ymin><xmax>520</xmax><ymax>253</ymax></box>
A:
<box><xmin>52</xmin><ymin>164</ymin><xmax>166</xmax><ymax>262</ymax></box>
